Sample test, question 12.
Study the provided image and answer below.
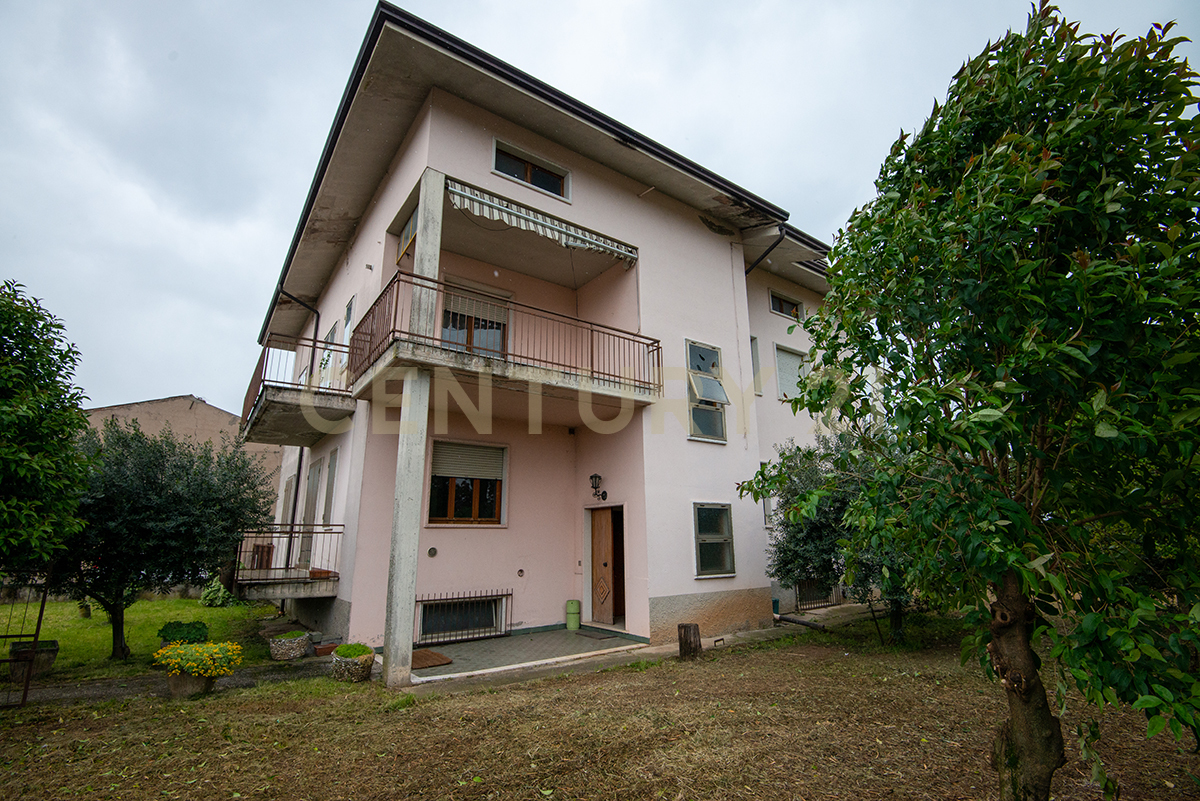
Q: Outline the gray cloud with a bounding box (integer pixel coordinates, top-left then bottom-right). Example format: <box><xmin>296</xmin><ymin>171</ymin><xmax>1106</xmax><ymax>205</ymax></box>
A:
<box><xmin>2</xmin><ymin>0</ymin><xmax>1195</xmax><ymax>414</ymax></box>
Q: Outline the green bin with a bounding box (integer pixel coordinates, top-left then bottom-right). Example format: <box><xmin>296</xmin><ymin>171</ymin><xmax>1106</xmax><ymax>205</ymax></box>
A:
<box><xmin>566</xmin><ymin>599</ymin><xmax>581</xmax><ymax>630</ymax></box>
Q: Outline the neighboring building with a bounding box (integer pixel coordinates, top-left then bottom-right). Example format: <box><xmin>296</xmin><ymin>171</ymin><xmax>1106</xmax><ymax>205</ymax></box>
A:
<box><xmin>239</xmin><ymin>2</ymin><xmax>830</xmax><ymax>686</ymax></box>
<box><xmin>87</xmin><ymin>395</ymin><xmax>283</xmax><ymax>495</ymax></box>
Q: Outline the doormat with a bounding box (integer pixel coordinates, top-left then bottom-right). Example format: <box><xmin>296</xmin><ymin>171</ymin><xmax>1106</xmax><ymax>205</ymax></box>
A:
<box><xmin>411</xmin><ymin>649</ymin><xmax>453</xmax><ymax>669</ymax></box>
<box><xmin>575</xmin><ymin>629</ymin><xmax>616</xmax><ymax>640</ymax></box>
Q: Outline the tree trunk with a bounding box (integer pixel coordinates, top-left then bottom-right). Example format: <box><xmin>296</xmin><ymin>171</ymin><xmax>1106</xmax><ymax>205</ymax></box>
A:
<box><xmin>888</xmin><ymin>602</ymin><xmax>905</xmax><ymax>644</ymax></box>
<box><xmin>678</xmin><ymin>623</ymin><xmax>702</xmax><ymax>660</ymax></box>
<box><xmin>988</xmin><ymin>570</ymin><xmax>1064</xmax><ymax>801</ymax></box>
<box><xmin>103</xmin><ymin>601</ymin><xmax>131</xmax><ymax>661</ymax></box>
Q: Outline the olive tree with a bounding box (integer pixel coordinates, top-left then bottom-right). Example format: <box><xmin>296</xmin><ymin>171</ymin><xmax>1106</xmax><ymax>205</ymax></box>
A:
<box><xmin>0</xmin><ymin>280</ymin><xmax>89</xmax><ymax>571</ymax></box>
<box><xmin>783</xmin><ymin>6</ymin><xmax>1200</xmax><ymax>799</ymax></box>
<box><xmin>48</xmin><ymin>419</ymin><xmax>275</xmax><ymax>659</ymax></box>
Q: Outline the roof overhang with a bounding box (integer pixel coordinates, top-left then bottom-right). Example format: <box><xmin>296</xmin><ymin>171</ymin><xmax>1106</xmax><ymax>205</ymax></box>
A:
<box><xmin>742</xmin><ymin>223</ymin><xmax>831</xmax><ymax>295</ymax></box>
<box><xmin>260</xmin><ymin>2</ymin><xmax>805</xmax><ymax>342</ymax></box>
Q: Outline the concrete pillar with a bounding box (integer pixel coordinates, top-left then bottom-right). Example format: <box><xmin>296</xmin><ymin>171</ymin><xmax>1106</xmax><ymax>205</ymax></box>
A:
<box><xmin>381</xmin><ymin>168</ymin><xmax>444</xmax><ymax>688</ymax></box>
<box><xmin>382</xmin><ymin>367</ymin><xmax>432</xmax><ymax>687</ymax></box>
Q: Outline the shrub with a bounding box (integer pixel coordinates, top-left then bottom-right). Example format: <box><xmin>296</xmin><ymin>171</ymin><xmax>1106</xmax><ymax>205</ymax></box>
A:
<box><xmin>154</xmin><ymin>641</ymin><xmax>243</xmax><ymax>677</ymax></box>
<box><xmin>334</xmin><ymin>643</ymin><xmax>373</xmax><ymax>658</ymax></box>
<box><xmin>199</xmin><ymin>577</ymin><xmax>241</xmax><ymax>608</ymax></box>
<box><xmin>156</xmin><ymin>620</ymin><xmax>208</xmax><ymax>644</ymax></box>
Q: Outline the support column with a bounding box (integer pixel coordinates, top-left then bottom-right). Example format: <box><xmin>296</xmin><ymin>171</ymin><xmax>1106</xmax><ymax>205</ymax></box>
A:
<box><xmin>382</xmin><ymin>366</ymin><xmax>431</xmax><ymax>687</ymax></box>
<box><xmin>381</xmin><ymin>167</ymin><xmax>444</xmax><ymax>688</ymax></box>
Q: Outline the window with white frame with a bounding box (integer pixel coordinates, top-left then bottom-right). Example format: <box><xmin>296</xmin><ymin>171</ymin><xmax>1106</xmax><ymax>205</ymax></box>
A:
<box><xmin>686</xmin><ymin>340</ymin><xmax>730</xmax><ymax>441</ymax></box>
<box><xmin>428</xmin><ymin>442</ymin><xmax>505</xmax><ymax>524</ymax></box>
<box><xmin>770</xmin><ymin>291</ymin><xmax>803</xmax><ymax>321</ymax></box>
<box><xmin>775</xmin><ymin>345</ymin><xmax>810</xmax><ymax>400</ymax></box>
<box><xmin>494</xmin><ymin>143</ymin><xmax>568</xmax><ymax>198</ymax></box>
<box><xmin>694</xmin><ymin>503</ymin><xmax>734</xmax><ymax>576</ymax></box>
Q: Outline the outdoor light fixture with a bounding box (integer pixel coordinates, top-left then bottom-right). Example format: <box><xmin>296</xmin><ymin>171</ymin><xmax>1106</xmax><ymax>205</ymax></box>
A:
<box><xmin>590</xmin><ymin>473</ymin><xmax>606</xmax><ymax>500</ymax></box>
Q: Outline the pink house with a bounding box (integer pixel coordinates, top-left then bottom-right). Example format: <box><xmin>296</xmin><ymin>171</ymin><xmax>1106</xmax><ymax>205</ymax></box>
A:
<box><xmin>239</xmin><ymin>2</ymin><xmax>829</xmax><ymax>686</ymax></box>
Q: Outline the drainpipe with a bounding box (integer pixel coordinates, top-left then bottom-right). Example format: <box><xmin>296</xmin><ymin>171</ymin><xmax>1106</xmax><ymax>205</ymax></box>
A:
<box><xmin>744</xmin><ymin>226</ymin><xmax>787</xmax><ymax>276</ymax></box>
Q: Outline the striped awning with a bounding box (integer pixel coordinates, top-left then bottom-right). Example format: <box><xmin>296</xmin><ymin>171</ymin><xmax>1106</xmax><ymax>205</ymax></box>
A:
<box><xmin>446</xmin><ymin>179</ymin><xmax>638</xmax><ymax>265</ymax></box>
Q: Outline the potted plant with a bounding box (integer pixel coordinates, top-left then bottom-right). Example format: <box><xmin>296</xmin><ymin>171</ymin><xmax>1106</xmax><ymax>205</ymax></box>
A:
<box><xmin>156</xmin><ymin>620</ymin><xmax>209</xmax><ymax>648</ymax></box>
<box><xmin>154</xmin><ymin>641</ymin><xmax>242</xmax><ymax>698</ymax></box>
<box><xmin>268</xmin><ymin>630</ymin><xmax>310</xmax><ymax>661</ymax></box>
<box><xmin>330</xmin><ymin>643</ymin><xmax>375</xmax><ymax>682</ymax></box>
<box><xmin>8</xmin><ymin>640</ymin><xmax>59</xmax><ymax>683</ymax></box>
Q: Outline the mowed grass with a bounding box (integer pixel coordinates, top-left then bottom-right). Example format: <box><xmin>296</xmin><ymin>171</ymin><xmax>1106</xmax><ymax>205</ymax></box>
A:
<box><xmin>11</xmin><ymin>598</ymin><xmax>279</xmax><ymax>682</ymax></box>
<box><xmin>1</xmin><ymin>618</ymin><xmax>1198</xmax><ymax>800</ymax></box>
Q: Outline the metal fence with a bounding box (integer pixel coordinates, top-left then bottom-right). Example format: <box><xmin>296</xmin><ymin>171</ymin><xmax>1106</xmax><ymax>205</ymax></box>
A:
<box><xmin>349</xmin><ymin>271</ymin><xmax>662</xmax><ymax>396</ymax></box>
<box><xmin>242</xmin><ymin>334</ymin><xmax>353</xmax><ymax>423</ymax></box>
<box><xmin>1</xmin><ymin>580</ymin><xmax>50</xmax><ymax>709</ymax></box>
<box><xmin>235</xmin><ymin>524</ymin><xmax>344</xmax><ymax>585</ymax></box>
<box><xmin>794</xmin><ymin>580</ymin><xmax>848</xmax><ymax>612</ymax></box>
<box><xmin>414</xmin><ymin>589</ymin><xmax>513</xmax><ymax>646</ymax></box>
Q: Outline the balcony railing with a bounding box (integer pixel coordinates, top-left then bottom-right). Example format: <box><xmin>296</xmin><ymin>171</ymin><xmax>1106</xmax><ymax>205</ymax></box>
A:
<box><xmin>349</xmin><ymin>272</ymin><xmax>662</xmax><ymax>395</ymax></box>
<box><xmin>242</xmin><ymin>334</ymin><xmax>353</xmax><ymax>424</ymax></box>
<box><xmin>235</xmin><ymin>523</ymin><xmax>343</xmax><ymax>585</ymax></box>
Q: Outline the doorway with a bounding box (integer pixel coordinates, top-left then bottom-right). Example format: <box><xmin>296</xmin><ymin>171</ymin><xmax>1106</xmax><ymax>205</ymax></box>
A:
<box><xmin>590</xmin><ymin>507</ymin><xmax>625</xmax><ymax>627</ymax></box>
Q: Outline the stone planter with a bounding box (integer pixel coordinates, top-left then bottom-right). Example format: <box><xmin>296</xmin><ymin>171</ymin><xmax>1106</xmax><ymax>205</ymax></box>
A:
<box><xmin>330</xmin><ymin>652</ymin><xmax>374</xmax><ymax>682</ymax></box>
<box><xmin>269</xmin><ymin>634</ymin><xmax>309</xmax><ymax>661</ymax></box>
<box><xmin>167</xmin><ymin>673</ymin><xmax>215</xmax><ymax>699</ymax></box>
<box><xmin>8</xmin><ymin>640</ymin><xmax>59</xmax><ymax>683</ymax></box>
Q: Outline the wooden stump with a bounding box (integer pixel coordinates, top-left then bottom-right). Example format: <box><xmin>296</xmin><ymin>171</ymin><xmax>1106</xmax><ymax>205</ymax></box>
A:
<box><xmin>678</xmin><ymin>623</ymin><xmax>702</xmax><ymax>660</ymax></box>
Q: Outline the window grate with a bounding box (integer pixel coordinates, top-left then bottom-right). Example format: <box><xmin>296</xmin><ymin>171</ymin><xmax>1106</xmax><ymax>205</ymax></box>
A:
<box><xmin>414</xmin><ymin>589</ymin><xmax>513</xmax><ymax>646</ymax></box>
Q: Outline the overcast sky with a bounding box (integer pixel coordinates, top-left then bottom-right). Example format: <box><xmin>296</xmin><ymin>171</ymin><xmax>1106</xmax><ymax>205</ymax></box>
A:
<box><xmin>3</xmin><ymin>1</ymin><xmax>1197</xmax><ymax>415</ymax></box>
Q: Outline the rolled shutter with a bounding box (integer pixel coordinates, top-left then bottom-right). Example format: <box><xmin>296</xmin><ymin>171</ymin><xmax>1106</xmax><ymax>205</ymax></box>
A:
<box><xmin>431</xmin><ymin>442</ymin><xmax>505</xmax><ymax>479</ymax></box>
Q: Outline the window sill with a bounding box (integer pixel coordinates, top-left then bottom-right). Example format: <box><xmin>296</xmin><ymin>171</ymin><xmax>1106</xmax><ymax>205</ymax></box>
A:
<box><xmin>695</xmin><ymin>573</ymin><xmax>736</xmax><ymax>580</ymax></box>
<box><xmin>770</xmin><ymin>310</ymin><xmax>804</xmax><ymax>323</ymax></box>
<box><xmin>425</xmin><ymin>522</ymin><xmax>508</xmax><ymax>530</ymax></box>
<box><xmin>687</xmin><ymin>436</ymin><xmax>727</xmax><ymax>445</ymax></box>
<box><xmin>490</xmin><ymin>170</ymin><xmax>572</xmax><ymax>204</ymax></box>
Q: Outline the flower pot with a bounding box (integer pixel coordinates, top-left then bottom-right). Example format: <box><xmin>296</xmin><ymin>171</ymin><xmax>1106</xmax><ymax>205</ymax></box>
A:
<box><xmin>330</xmin><ymin>652</ymin><xmax>375</xmax><ymax>682</ymax></box>
<box><xmin>269</xmin><ymin>634</ymin><xmax>309</xmax><ymax>660</ymax></box>
<box><xmin>167</xmin><ymin>673</ymin><xmax>215</xmax><ymax>699</ymax></box>
<box><xmin>8</xmin><ymin>640</ymin><xmax>59</xmax><ymax>683</ymax></box>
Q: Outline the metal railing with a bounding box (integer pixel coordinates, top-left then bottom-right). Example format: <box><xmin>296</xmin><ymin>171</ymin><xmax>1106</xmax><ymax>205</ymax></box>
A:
<box><xmin>414</xmin><ymin>589</ymin><xmax>513</xmax><ymax>646</ymax></box>
<box><xmin>242</xmin><ymin>334</ymin><xmax>353</xmax><ymax>424</ymax></box>
<box><xmin>795</xmin><ymin>580</ymin><xmax>847</xmax><ymax>611</ymax></box>
<box><xmin>1</xmin><ymin>580</ymin><xmax>50</xmax><ymax>708</ymax></box>
<box><xmin>349</xmin><ymin>272</ymin><xmax>662</xmax><ymax>395</ymax></box>
<box><xmin>235</xmin><ymin>524</ymin><xmax>344</xmax><ymax>585</ymax></box>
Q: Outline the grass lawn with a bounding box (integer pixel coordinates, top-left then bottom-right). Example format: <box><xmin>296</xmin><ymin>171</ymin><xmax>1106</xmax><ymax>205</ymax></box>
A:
<box><xmin>22</xmin><ymin>598</ymin><xmax>279</xmax><ymax>682</ymax></box>
<box><xmin>1</xmin><ymin>614</ymin><xmax>1197</xmax><ymax>800</ymax></box>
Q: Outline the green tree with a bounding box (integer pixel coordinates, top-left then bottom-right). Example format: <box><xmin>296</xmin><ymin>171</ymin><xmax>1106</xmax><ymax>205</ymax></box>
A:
<box><xmin>48</xmin><ymin>419</ymin><xmax>274</xmax><ymax>659</ymax></box>
<box><xmin>754</xmin><ymin>434</ymin><xmax>912</xmax><ymax>643</ymax></box>
<box><xmin>788</xmin><ymin>6</ymin><xmax>1200</xmax><ymax>799</ymax></box>
<box><xmin>0</xmin><ymin>281</ymin><xmax>89</xmax><ymax>571</ymax></box>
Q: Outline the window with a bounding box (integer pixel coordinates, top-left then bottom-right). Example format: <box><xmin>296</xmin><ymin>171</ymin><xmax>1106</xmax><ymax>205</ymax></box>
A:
<box><xmin>749</xmin><ymin>336</ymin><xmax>762</xmax><ymax>395</ymax></box>
<box><xmin>319</xmin><ymin>323</ymin><xmax>338</xmax><ymax>388</ymax></box>
<box><xmin>428</xmin><ymin>442</ymin><xmax>505</xmax><ymax>524</ymax></box>
<box><xmin>322</xmin><ymin>448</ymin><xmax>339</xmax><ymax>525</ymax></box>
<box><xmin>694</xmin><ymin>503</ymin><xmax>734</xmax><ymax>576</ymax></box>
<box><xmin>441</xmin><ymin>290</ymin><xmax>509</xmax><ymax>357</ymax></box>
<box><xmin>776</xmin><ymin>345</ymin><xmax>810</xmax><ymax>400</ymax></box>
<box><xmin>687</xmin><ymin>340</ymin><xmax>730</xmax><ymax>441</ymax></box>
<box><xmin>494</xmin><ymin>145</ymin><xmax>567</xmax><ymax>197</ymax></box>
<box><xmin>397</xmin><ymin>207</ymin><xmax>418</xmax><ymax>262</ymax></box>
<box><xmin>761</xmin><ymin>462</ymin><xmax>773</xmax><ymax>525</ymax></box>
<box><xmin>770</xmin><ymin>292</ymin><xmax>803</xmax><ymax>321</ymax></box>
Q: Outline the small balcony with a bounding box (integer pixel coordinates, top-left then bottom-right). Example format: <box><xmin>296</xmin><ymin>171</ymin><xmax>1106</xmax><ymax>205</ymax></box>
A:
<box><xmin>349</xmin><ymin>271</ymin><xmax>662</xmax><ymax>401</ymax></box>
<box><xmin>241</xmin><ymin>334</ymin><xmax>357</xmax><ymax>447</ymax></box>
<box><xmin>235</xmin><ymin>523</ymin><xmax>343</xmax><ymax>601</ymax></box>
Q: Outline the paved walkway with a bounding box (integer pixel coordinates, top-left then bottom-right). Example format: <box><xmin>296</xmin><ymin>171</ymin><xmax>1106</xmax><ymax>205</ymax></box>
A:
<box><xmin>11</xmin><ymin>604</ymin><xmax>876</xmax><ymax>706</ymax></box>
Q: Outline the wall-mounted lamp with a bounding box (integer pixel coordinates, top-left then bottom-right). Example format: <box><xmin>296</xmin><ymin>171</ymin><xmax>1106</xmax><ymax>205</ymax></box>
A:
<box><xmin>590</xmin><ymin>473</ymin><xmax>606</xmax><ymax>501</ymax></box>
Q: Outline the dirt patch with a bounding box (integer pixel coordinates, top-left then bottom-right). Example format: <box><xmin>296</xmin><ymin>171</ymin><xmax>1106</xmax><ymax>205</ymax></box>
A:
<box><xmin>1</xmin><ymin>636</ymin><xmax>1196</xmax><ymax>800</ymax></box>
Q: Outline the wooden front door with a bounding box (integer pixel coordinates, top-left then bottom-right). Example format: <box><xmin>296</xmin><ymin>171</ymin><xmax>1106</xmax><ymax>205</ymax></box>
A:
<box><xmin>591</xmin><ymin>508</ymin><xmax>614</xmax><ymax>624</ymax></box>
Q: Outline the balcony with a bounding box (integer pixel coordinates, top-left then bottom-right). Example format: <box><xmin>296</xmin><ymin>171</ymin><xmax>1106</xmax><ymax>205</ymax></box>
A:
<box><xmin>241</xmin><ymin>334</ymin><xmax>357</xmax><ymax>446</ymax></box>
<box><xmin>349</xmin><ymin>271</ymin><xmax>662</xmax><ymax>402</ymax></box>
<box><xmin>235</xmin><ymin>524</ymin><xmax>343</xmax><ymax>601</ymax></box>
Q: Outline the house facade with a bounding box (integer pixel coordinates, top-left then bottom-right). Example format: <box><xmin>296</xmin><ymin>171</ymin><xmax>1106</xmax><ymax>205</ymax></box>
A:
<box><xmin>239</xmin><ymin>2</ymin><xmax>829</xmax><ymax>686</ymax></box>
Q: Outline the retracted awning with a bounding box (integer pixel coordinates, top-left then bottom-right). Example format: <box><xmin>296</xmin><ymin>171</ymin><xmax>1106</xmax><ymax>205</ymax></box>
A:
<box><xmin>446</xmin><ymin>179</ymin><xmax>638</xmax><ymax>265</ymax></box>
